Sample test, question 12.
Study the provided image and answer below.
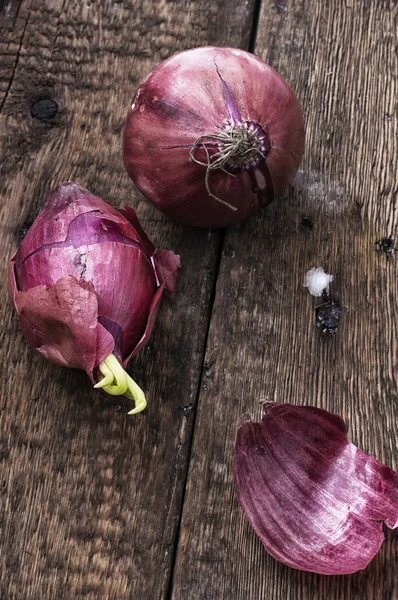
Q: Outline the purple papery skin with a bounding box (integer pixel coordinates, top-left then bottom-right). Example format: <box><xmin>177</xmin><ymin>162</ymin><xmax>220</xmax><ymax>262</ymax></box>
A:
<box><xmin>9</xmin><ymin>182</ymin><xmax>180</xmax><ymax>381</ymax></box>
<box><xmin>68</xmin><ymin>212</ymin><xmax>148</xmax><ymax>250</ymax></box>
<box><xmin>234</xmin><ymin>403</ymin><xmax>398</xmax><ymax>575</ymax></box>
<box><xmin>215</xmin><ymin>64</ymin><xmax>242</xmax><ymax>127</ymax></box>
<box><xmin>98</xmin><ymin>317</ymin><xmax>124</xmax><ymax>359</ymax></box>
<box><xmin>16</xmin><ymin>212</ymin><xmax>149</xmax><ymax>282</ymax></box>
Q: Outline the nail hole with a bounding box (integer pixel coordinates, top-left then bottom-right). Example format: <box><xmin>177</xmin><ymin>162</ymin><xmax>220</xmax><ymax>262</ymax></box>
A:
<box><xmin>31</xmin><ymin>99</ymin><xmax>58</xmax><ymax>120</ymax></box>
<box><xmin>316</xmin><ymin>301</ymin><xmax>341</xmax><ymax>334</ymax></box>
<box><xmin>300</xmin><ymin>215</ymin><xmax>313</xmax><ymax>230</ymax></box>
<box><xmin>376</xmin><ymin>237</ymin><xmax>394</xmax><ymax>260</ymax></box>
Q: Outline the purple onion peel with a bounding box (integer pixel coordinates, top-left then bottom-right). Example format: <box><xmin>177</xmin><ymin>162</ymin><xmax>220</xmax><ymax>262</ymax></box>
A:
<box><xmin>234</xmin><ymin>403</ymin><xmax>398</xmax><ymax>575</ymax></box>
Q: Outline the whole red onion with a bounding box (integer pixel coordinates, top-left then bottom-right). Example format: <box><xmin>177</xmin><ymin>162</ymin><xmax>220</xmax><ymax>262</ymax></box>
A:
<box><xmin>9</xmin><ymin>182</ymin><xmax>180</xmax><ymax>414</ymax></box>
<box><xmin>123</xmin><ymin>46</ymin><xmax>305</xmax><ymax>228</ymax></box>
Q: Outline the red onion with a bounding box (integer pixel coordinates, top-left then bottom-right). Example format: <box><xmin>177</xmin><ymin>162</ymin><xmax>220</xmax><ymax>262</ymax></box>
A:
<box><xmin>9</xmin><ymin>182</ymin><xmax>180</xmax><ymax>414</ymax></box>
<box><xmin>123</xmin><ymin>46</ymin><xmax>305</xmax><ymax>228</ymax></box>
<box><xmin>234</xmin><ymin>403</ymin><xmax>398</xmax><ymax>574</ymax></box>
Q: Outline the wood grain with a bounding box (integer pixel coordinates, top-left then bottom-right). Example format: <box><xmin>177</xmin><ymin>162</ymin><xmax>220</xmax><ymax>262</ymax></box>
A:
<box><xmin>0</xmin><ymin>1</ymin><xmax>258</xmax><ymax>599</ymax></box>
<box><xmin>171</xmin><ymin>1</ymin><xmax>398</xmax><ymax>599</ymax></box>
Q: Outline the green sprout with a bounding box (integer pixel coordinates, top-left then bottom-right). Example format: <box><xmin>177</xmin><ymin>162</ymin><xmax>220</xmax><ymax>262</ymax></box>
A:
<box><xmin>94</xmin><ymin>354</ymin><xmax>147</xmax><ymax>415</ymax></box>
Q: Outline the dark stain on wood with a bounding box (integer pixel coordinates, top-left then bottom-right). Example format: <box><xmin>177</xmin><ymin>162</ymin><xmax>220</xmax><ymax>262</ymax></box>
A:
<box><xmin>0</xmin><ymin>0</ymin><xmax>21</xmax><ymax>14</ymax></box>
<box><xmin>13</xmin><ymin>213</ymin><xmax>37</xmax><ymax>241</ymax></box>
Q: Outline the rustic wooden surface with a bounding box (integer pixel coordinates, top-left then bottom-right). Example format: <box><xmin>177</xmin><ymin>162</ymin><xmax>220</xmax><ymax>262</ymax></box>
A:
<box><xmin>0</xmin><ymin>1</ymin><xmax>397</xmax><ymax>599</ymax></box>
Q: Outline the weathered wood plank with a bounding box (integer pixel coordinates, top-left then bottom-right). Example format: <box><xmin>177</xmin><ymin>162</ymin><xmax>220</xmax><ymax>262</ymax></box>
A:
<box><xmin>0</xmin><ymin>0</ymin><xmax>26</xmax><ymax>107</ymax></box>
<box><xmin>0</xmin><ymin>1</ymin><xmax>258</xmax><ymax>598</ymax></box>
<box><xmin>171</xmin><ymin>1</ymin><xmax>398</xmax><ymax>598</ymax></box>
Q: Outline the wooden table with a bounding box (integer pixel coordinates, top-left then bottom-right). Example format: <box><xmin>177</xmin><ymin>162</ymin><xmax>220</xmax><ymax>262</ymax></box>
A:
<box><xmin>1</xmin><ymin>1</ymin><xmax>397</xmax><ymax>598</ymax></box>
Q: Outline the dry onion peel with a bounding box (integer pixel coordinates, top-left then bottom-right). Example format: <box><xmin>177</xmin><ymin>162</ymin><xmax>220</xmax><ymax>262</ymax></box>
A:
<box><xmin>234</xmin><ymin>403</ymin><xmax>398</xmax><ymax>575</ymax></box>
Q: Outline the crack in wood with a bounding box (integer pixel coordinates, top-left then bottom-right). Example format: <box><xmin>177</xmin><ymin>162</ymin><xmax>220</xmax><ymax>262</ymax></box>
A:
<box><xmin>0</xmin><ymin>6</ymin><xmax>29</xmax><ymax>112</ymax></box>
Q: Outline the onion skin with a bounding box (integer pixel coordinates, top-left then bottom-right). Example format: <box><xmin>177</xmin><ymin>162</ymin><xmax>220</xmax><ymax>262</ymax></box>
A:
<box><xmin>234</xmin><ymin>403</ymin><xmax>398</xmax><ymax>575</ymax></box>
<box><xmin>123</xmin><ymin>46</ymin><xmax>305</xmax><ymax>228</ymax></box>
<box><xmin>9</xmin><ymin>182</ymin><xmax>180</xmax><ymax>385</ymax></box>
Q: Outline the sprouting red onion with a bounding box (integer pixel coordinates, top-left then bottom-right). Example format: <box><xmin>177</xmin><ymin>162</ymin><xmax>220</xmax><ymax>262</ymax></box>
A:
<box><xmin>123</xmin><ymin>46</ymin><xmax>305</xmax><ymax>228</ymax></box>
<box><xmin>9</xmin><ymin>182</ymin><xmax>180</xmax><ymax>414</ymax></box>
<box><xmin>234</xmin><ymin>403</ymin><xmax>398</xmax><ymax>575</ymax></box>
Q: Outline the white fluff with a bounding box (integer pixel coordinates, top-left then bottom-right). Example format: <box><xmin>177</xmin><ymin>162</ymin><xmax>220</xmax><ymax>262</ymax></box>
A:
<box><xmin>304</xmin><ymin>267</ymin><xmax>333</xmax><ymax>297</ymax></box>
